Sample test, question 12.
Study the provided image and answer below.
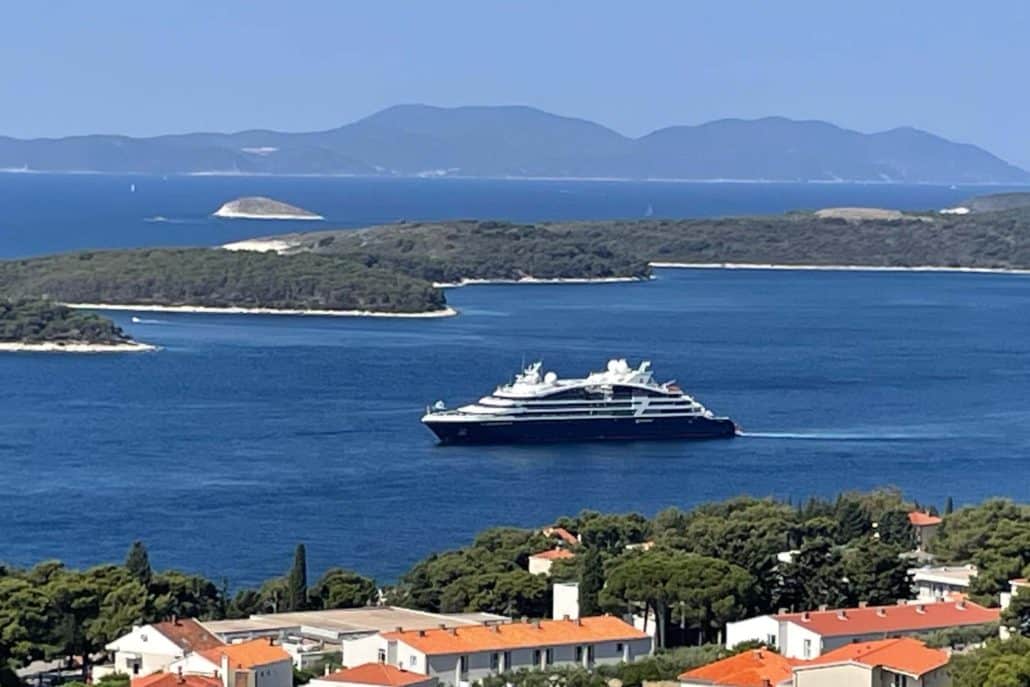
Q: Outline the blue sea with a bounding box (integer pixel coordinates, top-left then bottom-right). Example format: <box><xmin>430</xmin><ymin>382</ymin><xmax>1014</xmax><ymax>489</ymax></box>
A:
<box><xmin>1</xmin><ymin>174</ymin><xmax>1028</xmax><ymax>587</ymax></box>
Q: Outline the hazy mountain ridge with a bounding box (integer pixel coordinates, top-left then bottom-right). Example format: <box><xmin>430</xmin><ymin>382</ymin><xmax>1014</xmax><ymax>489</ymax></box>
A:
<box><xmin>0</xmin><ymin>105</ymin><xmax>1025</xmax><ymax>182</ymax></box>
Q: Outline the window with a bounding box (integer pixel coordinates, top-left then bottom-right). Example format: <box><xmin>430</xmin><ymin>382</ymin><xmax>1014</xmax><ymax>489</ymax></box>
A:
<box><xmin>532</xmin><ymin>650</ymin><xmax>541</xmax><ymax>666</ymax></box>
<box><xmin>616</xmin><ymin>643</ymin><xmax>624</xmax><ymax>653</ymax></box>
<box><xmin>377</xmin><ymin>649</ymin><xmax>386</xmax><ymax>664</ymax></box>
<box><xmin>575</xmin><ymin>646</ymin><xmax>584</xmax><ymax>662</ymax></box>
<box><xmin>490</xmin><ymin>653</ymin><xmax>500</xmax><ymax>671</ymax></box>
<box><xmin>803</xmin><ymin>639</ymin><xmax>812</xmax><ymax>659</ymax></box>
<box><xmin>409</xmin><ymin>656</ymin><xmax>417</xmax><ymax>668</ymax></box>
<box><xmin>890</xmin><ymin>675</ymin><xmax>908</xmax><ymax>687</ymax></box>
<box><xmin>586</xmin><ymin>646</ymin><xmax>595</xmax><ymax>665</ymax></box>
<box><xmin>545</xmin><ymin>649</ymin><xmax>553</xmax><ymax>666</ymax></box>
<box><xmin>503</xmin><ymin>651</ymin><xmax>512</xmax><ymax>670</ymax></box>
<box><xmin>459</xmin><ymin>655</ymin><xmax>469</xmax><ymax>676</ymax></box>
<box><xmin>766</xmin><ymin>634</ymin><xmax>776</xmax><ymax>647</ymax></box>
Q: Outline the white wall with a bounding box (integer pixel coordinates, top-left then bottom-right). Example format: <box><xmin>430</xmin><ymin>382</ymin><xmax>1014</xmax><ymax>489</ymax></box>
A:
<box><xmin>794</xmin><ymin>663</ymin><xmax>872</xmax><ymax>687</ymax></box>
<box><xmin>253</xmin><ymin>659</ymin><xmax>293</xmax><ymax>687</ymax></box>
<box><xmin>342</xmin><ymin>634</ymin><xmax>385</xmax><ymax>668</ymax></box>
<box><xmin>553</xmin><ymin>583</ymin><xmax>580</xmax><ymax>620</ymax></box>
<box><xmin>725</xmin><ymin>616</ymin><xmax>780</xmax><ymax>651</ymax></box>
<box><xmin>781</xmin><ymin>622</ymin><xmax>823</xmax><ymax>659</ymax></box>
<box><xmin>105</xmin><ymin>625</ymin><xmax>187</xmax><ymax>676</ymax></box>
<box><xmin>528</xmin><ymin>557</ymin><xmax>553</xmax><ymax>576</ymax></box>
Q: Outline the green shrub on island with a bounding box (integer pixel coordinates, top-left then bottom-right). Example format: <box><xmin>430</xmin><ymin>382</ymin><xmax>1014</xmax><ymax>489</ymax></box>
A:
<box><xmin>0</xmin><ymin>249</ymin><xmax>446</xmax><ymax>314</ymax></box>
<box><xmin>0</xmin><ymin>299</ymin><xmax>130</xmax><ymax>344</ymax></box>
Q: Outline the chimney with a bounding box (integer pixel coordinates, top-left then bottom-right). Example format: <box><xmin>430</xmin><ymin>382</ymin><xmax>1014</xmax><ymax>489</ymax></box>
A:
<box><xmin>957</xmin><ymin>600</ymin><xmax>967</xmax><ymax>610</ymax></box>
<box><xmin>177</xmin><ymin>667</ymin><xmax>184</xmax><ymax>685</ymax></box>
<box><xmin>836</xmin><ymin>610</ymin><xmax>847</xmax><ymax>620</ymax></box>
<box><xmin>491</xmin><ymin>625</ymin><xmax>501</xmax><ymax>633</ymax></box>
<box><xmin>801</xmin><ymin>612</ymin><xmax>811</xmax><ymax>622</ymax></box>
<box><xmin>576</xmin><ymin>618</ymin><xmax>582</xmax><ymax>626</ymax></box>
<box><xmin>521</xmin><ymin>616</ymin><xmax>530</xmax><ymax>624</ymax></box>
<box><xmin>418</xmin><ymin>630</ymin><xmax>426</xmax><ymax>637</ymax></box>
<box><xmin>172</xmin><ymin>614</ymin><xmax>179</xmax><ymax>625</ymax></box>
<box><xmin>818</xmin><ymin>604</ymin><xmax>828</xmax><ymax>612</ymax></box>
<box><xmin>897</xmin><ymin>599</ymin><xmax>908</xmax><ymax>606</ymax></box>
<box><xmin>267</xmin><ymin>636</ymin><xmax>274</xmax><ymax>646</ymax></box>
<box><xmin>876</xmin><ymin>608</ymin><xmax>887</xmax><ymax>617</ymax></box>
<box><xmin>762</xmin><ymin>680</ymin><xmax>772</xmax><ymax>687</ymax></box>
<box><xmin>858</xmin><ymin>601</ymin><xmax>868</xmax><ymax>609</ymax></box>
<box><xmin>448</xmin><ymin>627</ymin><xmax>458</xmax><ymax>636</ymax></box>
<box><xmin>916</xmin><ymin>604</ymin><xmax>926</xmax><ymax>614</ymax></box>
<box><xmin>777</xmin><ymin>608</ymin><xmax>788</xmax><ymax>616</ymax></box>
<box><xmin>438</xmin><ymin>623</ymin><xmax>447</xmax><ymax>630</ymax></box>
<box><xmin>535</xmin><ymin>620</ymin><xmax>542</xmax><ymax>629</ymax></box>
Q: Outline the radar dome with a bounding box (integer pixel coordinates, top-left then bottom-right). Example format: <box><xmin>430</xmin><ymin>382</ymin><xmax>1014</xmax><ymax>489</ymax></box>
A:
<box><xmin>544</xmin><ymin>371</ymin><xmax>558</xmax><ymax>384</ymax></box>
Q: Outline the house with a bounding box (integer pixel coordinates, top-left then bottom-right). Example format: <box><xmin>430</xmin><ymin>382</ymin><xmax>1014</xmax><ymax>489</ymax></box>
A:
<box><xmin>309</xmin><ymin>663</ymin><xmax>436</xmax><ymax>687</ymax></box>
<box><xmin>725</xmin><ymin>600</ymin><xmax>999</xmax><ymax>659</ymax></box>
<box><xmin>1000</xmin><ymin>578</ymin><xmax>1029</xmax><ymax>640</ymax></box>
<box><xmin>542</xmin><ymin>527</ymin><xmax>580</xmax><ymax>547</ymax></box>
<box><xmin>168</xmin><ymin>637</ymin><xmax>293</xmax><ymax>687</ymax></box>
<box><xmin>908</xmin><ymin>512</ymin><xmax>943</xmax><ymax>551</ymax></box>
<box><xmin>97</xmin><ymin>618</ymin><xmax>224</xmax><ymax>679</ymax></box>
<box><xmin>791</xmin><ymin>638</ymin><xmax>950</xmax><ymax>687</ymax></box>
<box><xmin>909</xmin><ymin>565</ymin><xmax>977</xmax><ymax>602</ymax></box>
<box><xmin>528</xmin><ymin>548</ymin><xmax>576</xmax><ymax>576</ymax></box>
<box><xmin>132</xmin><ymin>674</ymin><xmax>223</xmax><ymax>687</ymax></box>
<box><xmin>678</xmin><ymin>647</ymin><xmax>797</xmax><ymax>687</ymax></box>
<box><xmin>365</xmin><ymin>615</ymin><xmax>651</xmax><ymax>687</ymax></box>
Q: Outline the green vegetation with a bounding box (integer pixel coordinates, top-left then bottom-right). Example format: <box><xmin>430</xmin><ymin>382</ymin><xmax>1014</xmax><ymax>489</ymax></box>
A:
<box><xmin>1003</xmin><ymin>588</ymin><xmax>1030</xmax><ymax>638</ymax></box>
<box><xmin>0</xmin><ymin>249</ymin><xmax>446</xmax><ymax>314</ymax></box>
<box><xmin>0</xmin><ymin>299</ymin><xmax>131</xmax><ymax>344</ymax></box>
<box><xmin>949</xmin><ymin>637</ymin><xmax>1030</xmax><ymax>687</ymax></box>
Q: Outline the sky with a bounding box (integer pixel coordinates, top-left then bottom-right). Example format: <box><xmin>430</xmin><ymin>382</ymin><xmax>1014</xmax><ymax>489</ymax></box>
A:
<box><xmin>3</xmin><ymin>1</ymin><xmax>1029</xmax><ymax>167</ymax></box>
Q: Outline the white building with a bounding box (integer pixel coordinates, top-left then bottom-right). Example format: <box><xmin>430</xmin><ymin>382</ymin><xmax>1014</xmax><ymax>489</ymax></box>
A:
<box><xmin>726</xmin><ymin>600</ymin><xmax>999</xmax><ymax>659</ymax></box>
<box><xmin>1000</xmin><ymin>578</ymin><xmax>1029</xmax><ymax>640</ymax></box>
<box><xmin>98</xmin><ymin>618</ymin><xmax>224</xmax><ymax>679</ymax></box>
<box><xmin>168</xmin><ymin>637</ymin><xmax>293</xmax><ymax>687</ymax></box>
<box><xmin>527</xmin><ymin>548</ymin><xmax>575</xmax><ymax>576</ymax></box>
<box><xmin>348</xmin><ymin>616</ymin><xmax>651</xmax><ymax>687</ymax></box>
<box><xmin>791</xmin><ymin>637</ymin><xmax>950</xmax><ymax>687</ymax></box>
<box><xmin>910</xmin><ymin>565</ymin><xmax>977</xmax><ymax>602</ymax></box>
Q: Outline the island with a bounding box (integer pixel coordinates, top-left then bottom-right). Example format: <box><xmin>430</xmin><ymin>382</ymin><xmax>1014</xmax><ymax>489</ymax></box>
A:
<box><xmin>0</xmin><ymin>299</ymin><xmax>154</xmax><ymax>352</ymax></box>
<box><xmin>213</xmin><ymin>196</ymin><xmax>323</xmax><ymax>220</ymax></box>
<box><xmin>4</xmin><ymin>197</ymin><xmax>1030</xmax><ymax>319</ymax></box>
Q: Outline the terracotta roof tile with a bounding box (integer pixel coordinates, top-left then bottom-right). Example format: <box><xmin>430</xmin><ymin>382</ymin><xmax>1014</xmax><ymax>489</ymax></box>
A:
<box><xmin>531</xmin><ymin>549</ymin><xmax>576</xmax><ymax>561</ymax></box>
<box><xmin>382</xmin><ymin>616</ymin><xmax>647</xmax><ymax>655</ymax></box>
<box><xmin>776</xmin><ymin>600</ymin><xmax>998</xmax><ymax>637</ymax></box>
<box><xmin>908</xmin><ymin>512</ymin><xmax>943</xmax><ymax>527</ymax></box>
<box><xmin>321</xmin><ymin>663</ymin><xmax>431</xmax><ymax>686</ymax></box>
<box><xmin>153</xmin><ymin>619</ymin><xmax>224</xmax><ymax>653</ymax></box>
<box><xmin>132</xmin><ymin>674</ymin><xmax>222</xmax><ymax>687</ymax></box>
<box><xmin>799</xmin><ymin>638</ymin><xmax>948</xmax><ymax>677</ymax></box>
<box><xmin>545</xmin><ymin>527</ymin><xmax>580</xmax><ymax>546</ymax></box>
<box><xmin>198</xmin><ymin>638</ymin><xmax>291</xmax><ymax>668</ymax></box>
<box><xmin>679</xmin><ymin>649</ymin><xmax>797</xmax><ymax>687</ymax></box>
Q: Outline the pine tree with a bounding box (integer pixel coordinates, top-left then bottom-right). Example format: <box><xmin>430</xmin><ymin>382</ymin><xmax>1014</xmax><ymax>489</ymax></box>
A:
<box><xmin>578</xmin><ymin>548</ymin><xmax>605</xmax><ymax>616</ymax></box>
<box><xmin>125</xmin><ymin>540</ymin><xmax>152</xmax><ymax>586</ymax></box>
<box><xmin>286</xmin><ymin>544</ymin><xmax>308</xmax><ymax>611</ymax></box>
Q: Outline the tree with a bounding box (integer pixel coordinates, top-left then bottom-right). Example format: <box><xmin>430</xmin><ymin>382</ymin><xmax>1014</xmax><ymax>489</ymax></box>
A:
<box><xmin>949</xmin><ymin>637</ymin><xmax>1030</xmax><ymax>687</ymax></box>
<box><xmin>309</xmin><ymin>569</ymin><xmax>376</xmax><ymax>609</ymax></box>
<box><xmin>835</xmin><ymin>499</ymin><xmax>872</xmax><ymax>543</ymax></box>
<box><xmin>1002</xmin><ymin>588</ymin><xmax>1030</xmax><ymax>638</ymax></box>
<box><xmin>124</xmin><ymin>541</ymin><xmax>152</xmax><ymax>586</ymax></box>
<box><xmin>287</xmin><ymin>544</ymin><xmax>308</xmax><ymax>612</ymax></box>
<box><xmin>147</xmin><ymin>571</ymin><xmax>223</xmax><ymax>620</ymax></box>
<box><xmin>841</xmin><ymin>540</ymin><xmax>912</xmax><ymax>606</ymax></box>
<box><xmin>877</xmin><ymin>510</ymin><xmax>915</xmax><ymax>548</ymax></box>
<box><xmin>772</xmin><ymin>538</ymin><xmax>849</xmax><ymax>612</ymax></box>
<box><xmin>578</xmin><ymin>548</ymin><xmax>605</xmax><ymax>616</ymax></box>
<box><xmin>0</xmin><ymin>577</ymin><xmax>56</xmax><ymax>669</ymax></box>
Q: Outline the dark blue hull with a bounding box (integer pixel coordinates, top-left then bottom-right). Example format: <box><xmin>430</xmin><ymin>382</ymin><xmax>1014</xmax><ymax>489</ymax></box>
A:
<box><xmin>423</xmin><ymin>415</ymin><xmax>737</xmax><ymax>444</ymax></box>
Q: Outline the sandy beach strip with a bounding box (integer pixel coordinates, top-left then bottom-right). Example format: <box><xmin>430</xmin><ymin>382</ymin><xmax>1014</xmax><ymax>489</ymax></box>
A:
<box><xmin>434</xmin><ymin>276</ymin><xmax>646</xmax><ymax>288</ymax></box>
<box><xmin>0</xmin><ymin>341</ymin><xmax>156</xmax><ymax>353</ymax></box>
<box><xmin>649</xmin><ymin>262</ymin><xmax>1030</xmax><ymax>276</ymax></box>
<box><xmin>64</xmin><ymin>302</ymin><xmax>458</xmax><ymax>318</ymax></box>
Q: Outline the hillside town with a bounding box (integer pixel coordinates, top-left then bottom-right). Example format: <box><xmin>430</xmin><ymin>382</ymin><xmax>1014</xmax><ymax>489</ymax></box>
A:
<box><xmin>3</xmin><ymin>494</ymin><xmax>1029</xmax><ymax>687</ymax></box>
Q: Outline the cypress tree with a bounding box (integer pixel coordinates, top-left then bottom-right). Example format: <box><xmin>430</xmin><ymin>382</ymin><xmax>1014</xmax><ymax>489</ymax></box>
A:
<box><xmin>286</xmin><ymin>544</ymin><xmax>308</xmax><ymax>611</ymax></box>
<box><xmin>579</xmin><ymin>548</ymin><xmax>605</xmax><ymax>616</ymax></box>
<box><xmin>945</xmin><ymin>496</ymin><xmax>954</xmax><ymax>515</ymax></box>
<box><xmin>125</xmin><ymin>540</ymin><xmax>152</xmax><ymax>586</ymax></box>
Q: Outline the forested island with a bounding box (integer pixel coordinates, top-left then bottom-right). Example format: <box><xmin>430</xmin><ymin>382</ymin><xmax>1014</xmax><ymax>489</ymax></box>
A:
<box><xmin>0</xmin><ymin>491</ymin><xmax>1027</xmax><ymax>687</ymax></box>
<box><xmin>0</xmin><ymin>299</ymin><xmax>152</xmax><ymax>352</ymax></box>
<box><xmin>4</xmin><ymin>200</ymin><xmax>1030</xmax><ymax>316</ymax></box>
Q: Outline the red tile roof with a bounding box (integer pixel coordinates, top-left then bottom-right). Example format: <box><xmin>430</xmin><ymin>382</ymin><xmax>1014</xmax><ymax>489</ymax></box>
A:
<box><xmin>679</xmin><ymin>649</ymin><xmax>797</xmax><ymax>687</ymax></box>
<box><xmin>133</xmin><ymin>674</ymin><xmax>222</xmax><ymax>687</ymax></box>
<box><xmin>382</xmin><ymin>616</ymin><xmax>647</xmax><ymax>655</ymax></box>
<box><xmin>799</xmin><ymin>638</ymin><xmax>948</xmax><ymax>678</ymax></box>
<box><xmin>153</xmin><ymin>619</ymin><xmax>224</xmax><ymax>653</ymax></box>
<box><xmin>320</xmin><ymin>663</ymin><xmax>431</xmax><ymax>687</ymax></box>
<box><xmin>545</xmin><ymin>527</ymin><xmax>580</xmax><ymax>546</ymax></box>
<box><xmin>531</xmin><ymin>548</ymin><xmax>576</xmax><ymax>561</ymax></box>
<box><xmin>198</xmin><ymin>638</ymin><xmax>291</xmax><ymax>669</ymax></box>
<box><xmin>908</xmin><ymin>512</ymin><xmax>943</xmax><ymax>527</ymax></box>
<box><xmin>776</xmin><ymin>600</ymin><xmax>998</xmax><ymax>637</ymax></box>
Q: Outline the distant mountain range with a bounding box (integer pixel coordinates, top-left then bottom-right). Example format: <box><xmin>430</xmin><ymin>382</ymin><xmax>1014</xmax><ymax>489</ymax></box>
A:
<box><xmin>1</xmin><ymin>105</ymin><xmax>1026</xmax><ymax>183</ymax></box>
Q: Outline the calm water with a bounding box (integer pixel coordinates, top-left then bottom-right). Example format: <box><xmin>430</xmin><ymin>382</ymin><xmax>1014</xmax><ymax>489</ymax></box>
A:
<box><xmin>1</xmin><ymin>176</ymin><xmax>1028</xmax><ymax>586</ymax></box>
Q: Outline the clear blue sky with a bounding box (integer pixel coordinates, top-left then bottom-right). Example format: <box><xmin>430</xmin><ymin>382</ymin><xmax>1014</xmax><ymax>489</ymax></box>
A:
<box><xmin>3</xmin><ymin>0</ymin><xmax>1028</xmax><ymax>166</ymax></box>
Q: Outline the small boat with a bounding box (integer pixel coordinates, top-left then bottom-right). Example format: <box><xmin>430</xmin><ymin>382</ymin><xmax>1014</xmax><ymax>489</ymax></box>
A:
<box><xmin>422</xmin><ymin>359</ymin><xmax>737</xmax><ymax>444</ymax></box>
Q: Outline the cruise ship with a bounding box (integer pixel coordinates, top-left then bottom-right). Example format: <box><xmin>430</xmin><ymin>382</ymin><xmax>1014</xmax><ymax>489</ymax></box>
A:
<box><xmin>421</xmin><ymin>359</ymin><xmax>737</xmax><ymax>444</ymax></box>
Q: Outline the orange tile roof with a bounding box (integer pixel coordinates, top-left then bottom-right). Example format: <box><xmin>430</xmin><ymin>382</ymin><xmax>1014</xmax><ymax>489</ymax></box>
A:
<box><xmin>153</xmin><ymin>619</ymin><xmax>224</xmax><ymax>653</ymax></box>
<box><xmin>776</xmin><ymin>600</ymin><xmax>998</xmax><ymax>637</ymax></box>
<box><xmin>133</xmin><ymin>674</ymin><xmax>222</xmax><ymax>687</ymax></box>
<box><xmin>382</xmin><ymin>616</ymin><xmax>647</xmax><ymax>655</ymax></box>
<box><xmin>799</xmin><ymin>638</ymin><xmax>948</xmax><ymax>677</ymax></box>
<box><xmin>908</xmin><ymin>511</ymin><xmax>943</xmax><ymax>527</ymax></box>
<box><xmin>321</xmin><ymin>663</ymin><xmax>431</xmax><ymax>687</ymax></box>
<box><xmin>198</xmin><ymin>638</ymin><xmax>291</xmax><ymax>668</ymax></box>
<box><xmin>545</xmin><ymin>527</ymin><xmax>580</xmax><ymax>546</ymax></box>
<box><xmin>679</xmin><ymin>649</ymin><xmax>797</xmax><ymax>687</ymax></box>
<box><xmin>531</xmin><ymin>548</ymin><xmax>576</xmax><ymax>561</ymax></box>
